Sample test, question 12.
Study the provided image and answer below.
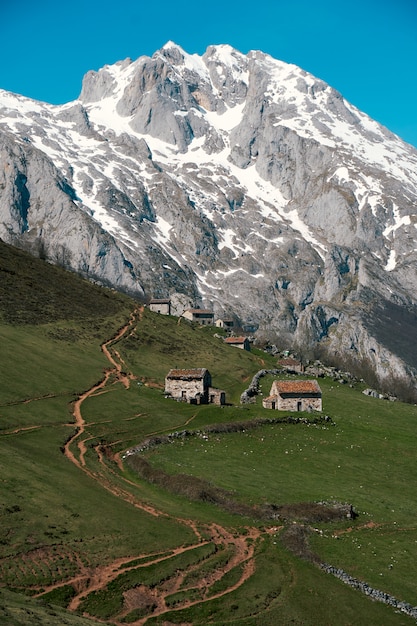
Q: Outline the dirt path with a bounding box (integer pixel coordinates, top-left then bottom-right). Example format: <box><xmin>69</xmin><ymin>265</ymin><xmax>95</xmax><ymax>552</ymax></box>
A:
<box><xmin>58</xmin><ymin>523</ymin><xmax>260</xmax><ymax>624</ymax></box>
<box><xmin>64</xmin><ymin>308</ymin><xmax>140</xmax><ymax>469</ymax></box>
<box><xmin>0</xmin><ymin>425</ymin><xmax>41</xmax><ymax>436</ymax></box>
<box><xmin>125</xmin><ymin>525</ymin><xmax>260</xmax><ymax>626</ymax></box>
<box><xmin>57</xmin><ymin>306</ymin><xmax>262</xmax><ymax>624</ymax></box>
<box><xmin>66</xmin><ymin>540</ymin><xmax>214</xmax><ymax>613</ymax></box>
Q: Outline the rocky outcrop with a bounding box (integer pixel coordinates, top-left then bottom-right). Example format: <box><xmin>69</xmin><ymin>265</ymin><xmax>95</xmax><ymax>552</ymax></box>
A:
<box><xmin>1</xmin><ymin>42</ymin><xmax>417</xmax><ymax>393</ymax></box>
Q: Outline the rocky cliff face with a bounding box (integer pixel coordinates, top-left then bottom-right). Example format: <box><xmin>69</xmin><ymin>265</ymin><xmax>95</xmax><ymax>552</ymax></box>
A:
<box><xmin>1</xmin><ymin>42</ymin><xmax>417</xmax><ymax>392</ymax></box>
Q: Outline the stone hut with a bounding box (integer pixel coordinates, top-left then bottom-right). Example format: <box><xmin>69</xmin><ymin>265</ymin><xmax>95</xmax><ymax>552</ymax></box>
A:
<box><xmin>224</xmin><ymin>336</ymin><xmax>250</xmax><ymax>351</ymax></box>
<box><xmin>165</xmin><ymin>368</ymin><xmax>225</xmax><ymax>405</ymax></box>
<box><xmin>215</xmin><ymin>318</ymin><xmax>234</xmax><ymax>330</ymax></box>
<box><xmin>149</xmin><ymin>298</ymin><xmax>171</xmax><ymax>315</ymax></box>
<box><xmin>182</xmin><ymin>309</ymin><xmax>214</xmax><ymax>325</ymax></box>
<box><xmin>278</xmin><ymin>358</ymin><xmax>304</xmax><ymax>373</ymax></box>
<box><xmin>263</xmin><ymin>380</ymin><xmax>322</xmax><ymax>412</ymax></box>
<box><xmin>208</xmin><ymin>387</ymin><xmax>226</xmax><ymax>405</ymax></box>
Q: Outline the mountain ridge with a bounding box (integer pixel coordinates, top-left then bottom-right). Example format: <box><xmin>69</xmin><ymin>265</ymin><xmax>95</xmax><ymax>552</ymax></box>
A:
<box><xmin>1</xmin><ymin>42</ymin><xmax>417</xmax><ymax>392</ymax></box>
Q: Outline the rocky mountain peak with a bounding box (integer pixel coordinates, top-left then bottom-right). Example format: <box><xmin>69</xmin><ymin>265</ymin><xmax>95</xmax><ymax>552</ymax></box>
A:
<box><xmin>1</xmin><ymin>43</ymin><xmax>417</xmax><ymax>394</ymax></box>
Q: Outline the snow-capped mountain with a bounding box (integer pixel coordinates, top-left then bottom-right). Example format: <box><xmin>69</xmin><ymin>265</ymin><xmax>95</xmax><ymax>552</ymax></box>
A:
<box><xmin>1</xmin><ymin>42</ymin><xmax>417</xmax><ymax>392</ymax></box>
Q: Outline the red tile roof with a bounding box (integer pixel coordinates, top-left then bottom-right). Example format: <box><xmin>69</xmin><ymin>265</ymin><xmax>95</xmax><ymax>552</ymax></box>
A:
<box><xmin>166</xmin><ymin>368</ymin><xmax>208</xmax><ymax>379</ymax></box>
<box><xmin>224</xmin><ymin>336</ymin><xmax>247</xmax><ymax>344</ymax></box>
<box><xmin>275</xmin><ymin>380</ymin><xmax>321</xmax><ymax>394</ymax></box>
<box><xmin>279</xmin><ymin>358</ymin><xmax>301</xmax><ymax>366</ymax></box>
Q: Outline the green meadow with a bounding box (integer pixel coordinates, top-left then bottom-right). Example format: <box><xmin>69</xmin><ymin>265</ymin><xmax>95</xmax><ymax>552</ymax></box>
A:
<box><xmin>1</xmin><ymin>240</ymin><xmax>417</xmax><ymax>625</ymax></box>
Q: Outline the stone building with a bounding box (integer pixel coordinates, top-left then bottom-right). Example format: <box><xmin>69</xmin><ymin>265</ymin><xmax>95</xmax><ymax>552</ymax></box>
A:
<box><xmin>182</xmin><ymin>309</ymin><xmax>214</xmax><ymax>325</ymax></box>
<box><xmin>208</xmin><ymin>387</ymin><xmax>226</xmax><ymax>405</ymax></box>
<box><xmin>215</xmin><ymin>318</ymin><xmax>234</xmax><ymax>330</ymax></box>
<box><xmin>224</xmin><ymin>336</ymin><xmax>250</xmax><ymax>351</ymax></box>
<box><xmin>149</xmin><ymin>298</ymin><xmax>171</xmax><ymax>315</ymax></box>
<box><xmin>263</xmin><ymin>380</ymin><xmax>322</xmax><ymax>411</ymax></box>
<box><xmin>278</xmin><ymin>358</ymin><xmax>304</xmax><ymax>373</ymax></box>
<box><xmin>165</xmin><ymin>368</ymin><xmax>225</xmax><ymax>405</ymax></box>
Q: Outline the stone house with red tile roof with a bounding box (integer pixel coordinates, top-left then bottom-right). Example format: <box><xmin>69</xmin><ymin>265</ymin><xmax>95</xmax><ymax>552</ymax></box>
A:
<box><xmin>165</xmin><ymin>368</ymin><xmax>225</xmax><ymax>405</ymax></box>
<box><xmin>263</xmin><ymin>380</ymin><xmax>322</xmax><ymax>412</ymax></box>
<box><xmin>224</xmin><ymin>336</ymin><xmax>250</xmax><ymax>351</ymax></box>
<box><xmin>278</xmin><ymin>357</ymin><xmax>304</xmax><ymax>373</ymax></box>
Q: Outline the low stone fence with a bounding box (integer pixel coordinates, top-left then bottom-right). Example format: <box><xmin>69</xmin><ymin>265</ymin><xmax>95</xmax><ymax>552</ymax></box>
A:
<box><xmin>321</xmin><ymin>564</ymin><xmax>417</xmax><ymax>620</ymax></box>
<box><xmin>240</xmin><ymin>369</ymin><xmax>280</xmax><ymax>404</ymax></box>
<box><xmin>123</xmin><ymin>414</ymin><xmax>334</xmax><ymax>459</ymax></box>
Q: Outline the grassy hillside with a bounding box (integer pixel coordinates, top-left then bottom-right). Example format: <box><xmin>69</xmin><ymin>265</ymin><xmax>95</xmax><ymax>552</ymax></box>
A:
<box><xmin>1</xmin><ymin>240</ymin><xmax>417</xmax><ymax>625</ymax></box>
<box><xmin>0</xmin><ymin>239</ymin><xmax>132</xmax><ymax>325</ymax></box>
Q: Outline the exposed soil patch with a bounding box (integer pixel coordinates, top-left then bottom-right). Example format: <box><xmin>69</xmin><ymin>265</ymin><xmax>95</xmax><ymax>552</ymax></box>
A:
<box><xmin>122</xmin><ymin>585</ymin><xmax>160</xmax><ymax>615</ymax></box>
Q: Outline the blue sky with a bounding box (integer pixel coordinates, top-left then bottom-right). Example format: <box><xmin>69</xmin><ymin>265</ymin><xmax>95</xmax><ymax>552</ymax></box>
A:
<box><xmin>1</xmin><ymin>0</ymin><xmax>416</xmax><ymax>148</ymax></box>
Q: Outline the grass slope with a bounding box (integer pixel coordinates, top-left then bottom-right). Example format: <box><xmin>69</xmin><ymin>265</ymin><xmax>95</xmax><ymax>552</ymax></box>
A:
<box><xmin>0</xmin><ymin>240</ymin><xmax>416</xmax><ymax>625</ymax></box>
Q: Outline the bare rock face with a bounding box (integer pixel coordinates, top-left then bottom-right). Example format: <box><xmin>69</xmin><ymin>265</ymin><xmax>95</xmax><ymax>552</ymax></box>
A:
<box><xmin>1</xmin><ymin>42</ymin><xmax>417</xmax><ymax>392</ymax></box>
<box><xmin>0</xmin><ymin>129</ymin><xmax>142</xmax><ymax>296</ymax></box>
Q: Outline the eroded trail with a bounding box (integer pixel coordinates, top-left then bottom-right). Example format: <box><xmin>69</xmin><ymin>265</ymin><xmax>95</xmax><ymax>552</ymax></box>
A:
<box><xmin>57</xmin><ymin>306</ymin><xmax>262</xmax><ymax>625</ymax></box>
<box><xmin>64</xmin><ymin>307</ymin><xmax>140</xmax><ymax>468</ymax></box>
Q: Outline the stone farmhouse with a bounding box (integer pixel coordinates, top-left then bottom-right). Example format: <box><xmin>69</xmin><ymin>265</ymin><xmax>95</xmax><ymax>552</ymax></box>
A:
<box><xmin>215</xmin><ymin>318</ymin><xmax>234</xmax><ymax>330</ymax></box>
<box><xmin>181</xmin><ymin>309</ymin><xmax>214</xmax><ymax>325</ymax></box>
<box><xmin>278</xmin><ymin>358</ymin><xmax>304</xmax><ymax>373</ymax></box>
<box><xmin>263</xmin><ymin>380</ymin><xmax>322</xmax><ymax>412</ymax></box>
<box><xmin>224</xmin><ymin>336</ymin><xmax>251</xmax><ymax>351</ymax></box>
<box><xmin>149</xmin><ymin>298</ymin><xmax>171</xmax><ymax>315</ymax></box>
<box><xmin>165</xmin><ymin>368</ymin><xmax>225</xmax><ymax>405</ymax></box>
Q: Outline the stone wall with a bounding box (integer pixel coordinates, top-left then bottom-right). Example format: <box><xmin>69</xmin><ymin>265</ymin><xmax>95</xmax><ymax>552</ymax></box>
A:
<box><xmin>240</xmin><ymin>369</ymin><xmax>280</xmax><ymax>404</ymax></box>
<box><xmin>149</xmin><ymin>301</ymin><xmax>170</xmax><ymax>315</ymax></box>
<box><xmin>208</xmin><ymin>387</ymin><xmax>226</xmax><ymax>405</ymax></box>
<box><xmin>165</xmin><ymin>373</ymin><xmax>210</xmax><ymax>402</ymax></box>
<box><xmin>321</xmin><ymin>564</ymin><xmax>417</xmax><ymax>620</ymax></box>
<box><xmin>277</xmin><ymin>395</ymin><xmax>322</xmax><ymax>412</ymax></box>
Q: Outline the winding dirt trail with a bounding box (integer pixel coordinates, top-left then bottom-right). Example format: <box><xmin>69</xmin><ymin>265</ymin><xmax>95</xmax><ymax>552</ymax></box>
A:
<box><xmin>57</xmin><ymin>306</ymin><xmax>262</xmax><ymax>624</ymax></box>
<box><xmin>64</xmin><ymin>307</ymin><xmax>140</xmax><ymax>469</ymax></box>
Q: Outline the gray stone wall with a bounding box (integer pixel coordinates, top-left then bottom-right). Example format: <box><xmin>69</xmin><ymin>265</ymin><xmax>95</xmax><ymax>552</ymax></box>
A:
<box><xmin>240</xmin><ymin>369</ymin><xmax>281</xmax><ymax>404</ymax></box>
<box><xmin>277</xmin><ymin>395</ymin><xmax>322</xmax><ymax>412</ymax></box>
<box><xmin>165</xmin><ymin>378</ymin><xmax>206</xmax><ymax>401</ymax></box>
<box><xmin>149</xmin><ymin>302</ymin><xmax>170</xmax><ymax>315</ymax></box>
<box><xmin>208</xmin><ymin>387</ymin><xmax>226</xmax><ymax>405</ymax></box>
